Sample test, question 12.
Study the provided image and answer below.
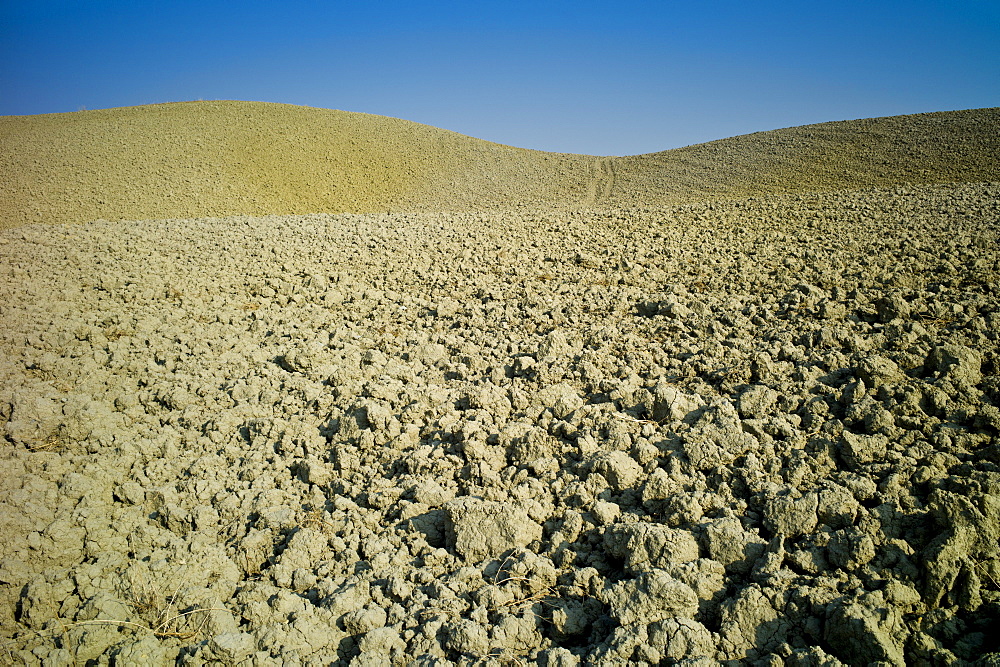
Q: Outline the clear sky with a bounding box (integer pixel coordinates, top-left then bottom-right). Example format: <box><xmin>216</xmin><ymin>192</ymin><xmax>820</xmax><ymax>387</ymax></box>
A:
<box><xmin>2</xmin><ymin>1</ymin><xmax>998</xmax><ymax>155</ymax></box>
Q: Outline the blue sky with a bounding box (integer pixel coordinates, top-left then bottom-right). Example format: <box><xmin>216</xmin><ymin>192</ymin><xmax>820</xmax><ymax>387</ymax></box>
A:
<box><xmin>2</xmin><ymin>1</ymin><xmax>998</xmax><ymax>155</ymax></box>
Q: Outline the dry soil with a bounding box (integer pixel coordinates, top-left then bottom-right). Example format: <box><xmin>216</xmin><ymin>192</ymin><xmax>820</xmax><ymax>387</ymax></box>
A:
<box><xmin>0</xmin><ymin>103</ymin><xmax>999</xmax><ymax>665</ymax></box>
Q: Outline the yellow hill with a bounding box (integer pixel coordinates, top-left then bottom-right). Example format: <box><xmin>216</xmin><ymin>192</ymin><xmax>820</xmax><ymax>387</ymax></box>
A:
<box><xmin>0</xmin><ymin>100</ymin><xmax>594</xmax><ymax>228</ymax></box>
<box><xmin>607</xmin><ymin>108</ymin><xmax>1000</xmax><ymax>207</ymax></box>
<box><xmin>1</xmin><ymin>101</ymin><xmax>997</xmax><ymax>228</ymax></box>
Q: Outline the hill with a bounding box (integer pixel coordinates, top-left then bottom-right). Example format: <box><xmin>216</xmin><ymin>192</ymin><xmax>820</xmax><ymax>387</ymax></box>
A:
<box><xmin>0</xmin><ymin>100</ymin><xmax>594</xmax><ymax>228</ymax></box>
<box><xmin>607</xmin><ymin>108</ymin><xmax>1000</xmax><ymax>206</ymax></box>
<box><xmin>0</xmin><ymin>101</ymin><xmax>998</xmax><ymax>227</ymax></box>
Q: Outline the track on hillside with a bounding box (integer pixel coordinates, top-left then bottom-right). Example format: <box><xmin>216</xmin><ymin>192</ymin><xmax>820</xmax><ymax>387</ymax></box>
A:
<box><xmin>582</xmin><ymin>158</ymin><xmax>616</xmax><ymax>208</ymax></box>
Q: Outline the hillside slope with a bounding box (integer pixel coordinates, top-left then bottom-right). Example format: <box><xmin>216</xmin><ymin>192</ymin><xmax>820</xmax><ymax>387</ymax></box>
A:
<box><xmin>1</xmin><ymin>102</ymin><xmax>998</xmax><ymax>228</ymax></box>
<box><xmin>0</xmin><ymin>101</ymin><xmax>594</xmax><ymax>228</ymax></box>
<box><xmin>607</xmin><ymin>108</ymin><xmax>1000</xmax><ymax>206</ymax></box>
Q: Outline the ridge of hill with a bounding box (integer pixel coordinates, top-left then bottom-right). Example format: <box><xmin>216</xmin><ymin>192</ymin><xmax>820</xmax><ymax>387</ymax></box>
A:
<box><xmin>607</xmin><ymin>108</ymin><xmax>1000</xmax><ymax>206</ymax></box>
<box><xmin>1</xmin><ymin>101</ymin><xmax>998</xmax><ymax>228</ymax></box>
<box><xmin>0</xmin><ymin>101</ymin><xmax>594</xmax><ymax>228</ymax></box>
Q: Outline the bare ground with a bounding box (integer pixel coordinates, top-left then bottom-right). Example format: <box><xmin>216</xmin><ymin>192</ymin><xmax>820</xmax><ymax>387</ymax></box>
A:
<box><xmin>0</xmin><ymin>105</ymin><xmax>999</xmax><ymax>665</ymax></box>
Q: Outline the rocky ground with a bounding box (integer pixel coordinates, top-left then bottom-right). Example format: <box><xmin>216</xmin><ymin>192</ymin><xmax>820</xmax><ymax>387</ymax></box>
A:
<box><xmin>1</xmin><ymin>181</ymin><xmax>999</xmax><ymax>665</ymax></box>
